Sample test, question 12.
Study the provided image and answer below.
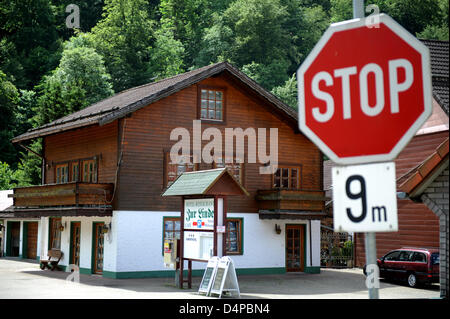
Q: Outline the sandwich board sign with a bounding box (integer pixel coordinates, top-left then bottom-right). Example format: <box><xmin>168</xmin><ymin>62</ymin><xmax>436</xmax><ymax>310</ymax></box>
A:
<box><xmin>332</xmin><ymin>162</ymin><xmax>398</xmax><ymax>232</ymax></box>
<box><xmin>209</xmin><ymin>256</ymin><xmax>240</xmax><ymax>298</ymax></box>
<box><xmin>198</xmin><ymin>257</ymin><xmax>220</xmax><ymax>295</ymax></box>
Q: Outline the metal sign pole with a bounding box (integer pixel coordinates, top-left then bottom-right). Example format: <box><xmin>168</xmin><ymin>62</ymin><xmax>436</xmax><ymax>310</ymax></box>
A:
<box><xmin>352</xmin><ymin>0</ymin><xmax>380</xmax><ymax>299</ymax></box>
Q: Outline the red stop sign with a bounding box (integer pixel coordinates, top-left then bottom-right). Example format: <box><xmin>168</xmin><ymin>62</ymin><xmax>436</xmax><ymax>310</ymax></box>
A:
<box><xmin>297</xmin><ymin>14</ymin><xmax>432</xmax><ymax>165</ymax></box>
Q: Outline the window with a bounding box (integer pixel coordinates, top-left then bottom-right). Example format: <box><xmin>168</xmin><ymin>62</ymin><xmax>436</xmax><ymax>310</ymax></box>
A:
<box><xmin>55</xmin><ymin>164</ymin><xmax>69</xmax><ymax>184</ymax></box>
<box><xmin>214</xmin><ymin>157</ymin><xmax>244</xmax><ymax>184</ymax></box>
<box><xmin>71</xmin><ymin>162</ymin><xmax>79</xmax><ymax>182</ymax></box>
<box><xmin>163</xmin><ymin>217</ymin><xmax>181</xmax><ymax>254</ymax></box>
<box><xmin>199</xmin><ymin>88</ymin><xmax>224</xmax><ymax>121</ymax></box>
<box><xmin>412</xmin><ymin>252</ymin><xmax>427</xmax><ymax>263</ymax></box>
<box><xmin>384</xmin><ymin>251</ymin><xmax>400</xmax><ymax>261</ymax></box>
<box><xmin>273</xmin><ymin>167</ymin><xmax>300</xmax><ymax>189</ymax></box>
<box><xmin>226</xmin><ymin>218</ymin><xmax>243</xmax><ymax>255</ymax></box>
<box><xmin>431</xmin><ymin>253</ymin><xmax>440</xmax><ymax>265</ymax></box>
<box><xmin>165</xmin><ymin>153</ymin><xmax>196</xmax><ymax>187</ymax></box>
<box><xmin>49</xmin><ymin>218</ymin><xmax>62</xmax><ymax>249</ymax></box>
<box><xmin>82</xmin><ymin>159</ymin><xmax>97</xmax><ymax>182</ymax></box>
<box><xmin>398</xmin><ymin>251</ymin><xmax>413</xmax><ymax>261</ymax></box>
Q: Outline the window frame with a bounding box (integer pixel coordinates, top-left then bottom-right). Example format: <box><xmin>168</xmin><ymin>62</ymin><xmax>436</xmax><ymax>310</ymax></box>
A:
<box><xmin>48</xmin><ymin>217</ymin><xmax>62</xmax><ymax>250</ymax></box>
<box><xmin>162</xmin><ymin>216</ymin><xmax>181</xmax><ymax>255</ymax></box>
<box><xmin>225</xmin><ymin>218</ymin><xmax>243</xmax><ymax>255</ymax></box>
<box><xmin>81</xmin><ymin>158</ymin><xmax>98</xmax><ymax>183</ymax></box>
<box><xmin>272</xmin><ymin>165</ymin><xmax>302</xmax><ymax>190</ymax></box>
<box><xmin>55</xmin><ymin>163</ymin><xmax>69</xmax><ymax>184</ymax></box>
<box><xmin>164</xmin><ymin>151</ymin><xmax>198</xmax><ymax>188</ymax></box>
<box><xmin>197</xmin><ymin>85</ymin><xmax>226</xmax><ymax>123</ymax></box>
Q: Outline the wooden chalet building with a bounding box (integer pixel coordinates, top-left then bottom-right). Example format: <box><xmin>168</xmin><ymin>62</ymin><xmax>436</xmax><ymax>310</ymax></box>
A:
<box><xmin>2</xmin><ymin>62</ymin><xmax>326</xmax><ymax>278</ymax></box>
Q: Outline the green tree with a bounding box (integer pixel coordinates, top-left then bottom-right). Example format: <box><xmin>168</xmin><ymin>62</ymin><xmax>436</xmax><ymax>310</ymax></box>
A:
<box><xmin>89</xmin><ymin>0</ymin><xmax>155</xmax><ymax>92</ymax></box>
<box><xmin>0</xmin><ymin>70</ymin><xmax>19</xmax><ymax>165</ymax></box>
<box><xmin>0</xmin><ymin>0</ymin><xmax>62</xmax><ymax>89</ymax></box>
<box><xmin>271</xmin><ymin>74</ymin><xmax>298</xmax><ymax>109</ymax></box>
<box><xmin>34</xmin><ymin>35</ymin><xmax>114</xmax><ymax>126</ymax></box>
<box><xmin>0</xmin><ymin>161</ymin><xmax>17</xmax><ymax>190</ymax></box>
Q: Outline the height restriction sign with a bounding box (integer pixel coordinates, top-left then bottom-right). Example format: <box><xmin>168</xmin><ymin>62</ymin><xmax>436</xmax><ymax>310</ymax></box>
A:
<box><xmin>332</xmin><ymin>162</ymin><xmax>398</xmax><ymax>232</ymax></box>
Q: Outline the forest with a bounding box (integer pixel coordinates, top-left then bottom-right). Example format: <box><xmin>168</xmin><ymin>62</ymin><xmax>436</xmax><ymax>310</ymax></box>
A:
<box><xmin>0</xmin><ymin>0</ymin><xmax>448</xmax><ymax>189</ymax></box>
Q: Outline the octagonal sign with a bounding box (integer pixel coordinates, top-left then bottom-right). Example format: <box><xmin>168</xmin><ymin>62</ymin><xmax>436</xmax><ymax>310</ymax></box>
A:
<box><xmin>297</xmin><ymin>14</ymin><xmax>432</xmax><ymax>165</ymax></box>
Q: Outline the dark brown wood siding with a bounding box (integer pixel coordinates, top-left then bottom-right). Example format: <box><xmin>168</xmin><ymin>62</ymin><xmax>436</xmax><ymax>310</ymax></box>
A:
<box><xmin>44</xmin><ymin>122</ymin><xmax>118</xmax><ymax>185</ymax></box>
<box><xmin>115</xmin><ymin>74</ymin><xmax>322</xmax><ymax>212</ymax></box>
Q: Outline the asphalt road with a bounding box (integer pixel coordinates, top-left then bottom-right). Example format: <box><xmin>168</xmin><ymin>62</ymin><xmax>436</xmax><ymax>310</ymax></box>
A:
<box><xmin>0</xmin><ymin>257</ymin><xmax>441</xmax><ymax>299</ymax></box>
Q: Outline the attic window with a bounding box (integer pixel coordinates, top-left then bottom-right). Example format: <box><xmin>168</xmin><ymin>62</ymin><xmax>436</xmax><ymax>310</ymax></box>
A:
<box><xmin>199</xmin><ymin>87</ymin><xmax>225</xmax><ymax>121</ymax></box>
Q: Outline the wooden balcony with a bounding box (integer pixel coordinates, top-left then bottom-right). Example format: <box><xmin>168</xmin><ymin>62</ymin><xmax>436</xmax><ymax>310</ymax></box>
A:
<box><xmin>9</xmin><ymin>182</ymin><xmax>114</xmax><ymax>208</ymax></box>
<box><xmin>256</xmin><ymin>189</ymin><xmax>327</xmax><ymax>213</ymax></box>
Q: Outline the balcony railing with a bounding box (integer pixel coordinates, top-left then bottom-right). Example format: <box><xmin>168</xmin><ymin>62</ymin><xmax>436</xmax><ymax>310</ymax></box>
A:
<box><xmin>9</xmin><ymin>182</ymin><xmax>114</xmax><ymax>208</ymax></box>
<box><xmin>256</xmin><ymin>189</ymin><xmax>326</xmax><ymax>212</ymax></box>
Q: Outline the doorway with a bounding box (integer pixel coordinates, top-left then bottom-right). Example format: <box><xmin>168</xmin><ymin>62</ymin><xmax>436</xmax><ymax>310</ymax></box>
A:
<box><xmin>7</xmin><ymin>222</ymin><xmax>20</xmax><ymax>257</ymax></box>
<box><xmin>286</xmin><ymin>224</ymin><xmax>305</xmax><ymax>272</ymax></box>
<box><xmin>70</xmin><ymin>222</ymin><xmax>81</xmax><ymax>267</ymax></box>
<box><xmin>24</xmin><ymin>222</ymin><xmax>38</xmax><ymax>259</ymax></box>
<box><xmin>92</xmin><ymin>223</ymin><xmax>104</xmax><ymax>274</ymax></box>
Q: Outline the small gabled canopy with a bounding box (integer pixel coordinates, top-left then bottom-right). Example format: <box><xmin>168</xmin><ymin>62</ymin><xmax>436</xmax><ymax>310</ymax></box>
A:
<box><xmin>161</xmin><ymin>168</ymin><xmax>249</xmax><ymax>197</ymax></box>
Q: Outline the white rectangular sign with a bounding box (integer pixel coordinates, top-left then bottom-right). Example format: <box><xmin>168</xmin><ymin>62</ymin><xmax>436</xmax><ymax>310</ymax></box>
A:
<box><xmin>184</xmin><ymin>198</ymin><xmax>214</xmax><ymax>230</ymax></box>
<box><xmin>332</xmin><ymin>162</ymin><xmax>398</xmax><ymax>232</ymax></box>
<box><xmin>183</xmin><ymin>231</ymin><xmax>214</xmax><ymax>261</ymax></box>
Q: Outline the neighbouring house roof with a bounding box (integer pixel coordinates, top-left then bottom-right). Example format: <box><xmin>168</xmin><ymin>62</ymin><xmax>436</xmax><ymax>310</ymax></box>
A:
<box><xmin>421</xmin><ymin>39</ymin><xmax>449</xmax><ymax>115</ymax></box>
<box><xmin>398</xmin><ymin>137</ymin><xmax>449</xmax><ymax>198</ymax></box>
<box><xmin>12</xmin><ymin>62</ymin><xmax>298</xmax><ymax>144</ymax></box>
<box><xmin>161</xmin><ymin>168</ymin><xmax>249</xmax><ymax>197</ymax></box>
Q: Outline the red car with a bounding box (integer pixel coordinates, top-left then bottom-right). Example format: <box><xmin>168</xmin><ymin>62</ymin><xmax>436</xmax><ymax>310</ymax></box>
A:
<box><xmin>364</xmin><ymin>247</ymin><xmax>440</xmax><ymax>288</ymax></box>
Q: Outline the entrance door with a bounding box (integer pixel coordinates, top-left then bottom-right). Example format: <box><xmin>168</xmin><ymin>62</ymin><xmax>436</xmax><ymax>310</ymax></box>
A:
<box><xmin>26</xmin><ymin>222</ymin><xmax>38</xmax><ymax>260</ymax></box>
<box><xmin>286</xmin><ymin>225</ymin><xmax>305</xmax><ymax>272</ymax></box>
<box><xmin>93</xmin><ymin>223</ymin><xmax>104</xmax><ymax>274</ymax></box>
<box><xmin>71</xmin><ymin>222</ymin><xmax>81</xmax><ymax>266</ymax></box>
<box><xmin>8</xmin><ymin>222</ymin><xmax>20</xmax><ymax>257</ymax></box>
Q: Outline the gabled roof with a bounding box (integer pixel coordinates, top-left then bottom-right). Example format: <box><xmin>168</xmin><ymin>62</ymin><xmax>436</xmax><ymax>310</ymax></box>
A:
<box><xmin>398</xmin><ymin>137</ymin><xmax>449</xmax><ymax>198</ymax></box>
<box><xmin>12</xmin><ymin>62</ymin><xmax>297</xmax><ymax>143</ymax></box>
<box><xmin>161</xmin><ymin>168</ymin><xmax>249</xmax><ymax>197</ymax></box>
<box><xmin>421</xmin><ymin>39</ymin><xmax>449</xmax><ymax>115</ymax></box>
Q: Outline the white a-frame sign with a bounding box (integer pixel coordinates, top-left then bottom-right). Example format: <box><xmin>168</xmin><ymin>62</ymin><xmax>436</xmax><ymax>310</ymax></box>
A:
<box><xmin>198</xmin><ymin>257</ymin><xmax>219</xmax><ymax>295</ymax></box>
<box><xmin>209</xmin><ymin>256</ymin><xmax>240</xmax><ymax>298</ymax></box>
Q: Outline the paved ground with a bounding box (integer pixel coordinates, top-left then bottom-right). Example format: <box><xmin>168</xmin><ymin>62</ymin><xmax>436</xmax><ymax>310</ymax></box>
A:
<box><xmin>0</xmin><ymin>258</ymin><xmax>441</xmax><ymax>299</ymax></box>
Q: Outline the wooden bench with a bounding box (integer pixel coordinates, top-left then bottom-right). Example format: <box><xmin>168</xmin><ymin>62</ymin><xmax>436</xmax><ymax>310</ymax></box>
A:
<box><xmin>40</xmin><ymin>249</ymin><xmax>63</xmax><ymax>271</ymax></box>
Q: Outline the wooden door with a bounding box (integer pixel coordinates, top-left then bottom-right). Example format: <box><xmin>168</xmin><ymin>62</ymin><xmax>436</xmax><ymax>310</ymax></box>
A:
<box><xmin>26</xmin><ymin>222</ymin><xmax>38</xmax><ymax>260</ymax></box>
<box><xmin>71</xmin><ymin>222</ymin><xmax>81</xmax><ymax>266</ymax></box>
<box><xmin>93</xmin><ymin>223</ymin><xmax>104</xmax><ymax>274</ymax></box>
<box><xmin>286</xmin><ymin>225</ymin><xmax>305</xmax><ymax>272</ymax></box>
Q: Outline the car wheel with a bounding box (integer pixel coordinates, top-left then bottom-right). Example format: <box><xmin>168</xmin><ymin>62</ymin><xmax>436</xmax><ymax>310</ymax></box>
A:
<box><xmin>407</xmin><ymin>273</ymin><xmax>418</xmax><ymax>288</ymax></box>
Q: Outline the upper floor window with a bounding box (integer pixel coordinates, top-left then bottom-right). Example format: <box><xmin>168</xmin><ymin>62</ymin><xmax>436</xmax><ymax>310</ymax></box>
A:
<box><xmin>55</xmin><ymin>164</ymin><xmax>69</xmax><ymax>184</ymax></box>
<box><xmin>165</xmin><ymin>153</ymin><xmax>197</xmax><ymax>187</ymax></box>
<box><xmin>71</xmin><ymin>162</ymin><xmax>79</xmax><ymax>182</ymax></box>
<box><xmin>273</xmin><ymin>167</ymin><xmax>300</xmax><ymax>189</ymax></box>
<box><xmin>53</xmin><ymin>157</ymin><xmax>97</xmax><ymax>184</ymax></box>
<box><xmin>82</xmin><ymin>159</ymin><xmax>97</xmax><ymax>183</ymax></box>
<box><xmin>199</xmin><ymin>87</ymin><xmax>224</xmax><ymax>121</ymax></box>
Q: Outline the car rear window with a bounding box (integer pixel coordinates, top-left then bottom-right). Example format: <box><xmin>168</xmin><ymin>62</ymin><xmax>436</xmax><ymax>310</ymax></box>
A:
<box><xmin>431</xmin><ymin>253</ymin><xmax>439</xmax><ymax>265</ymax></box>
